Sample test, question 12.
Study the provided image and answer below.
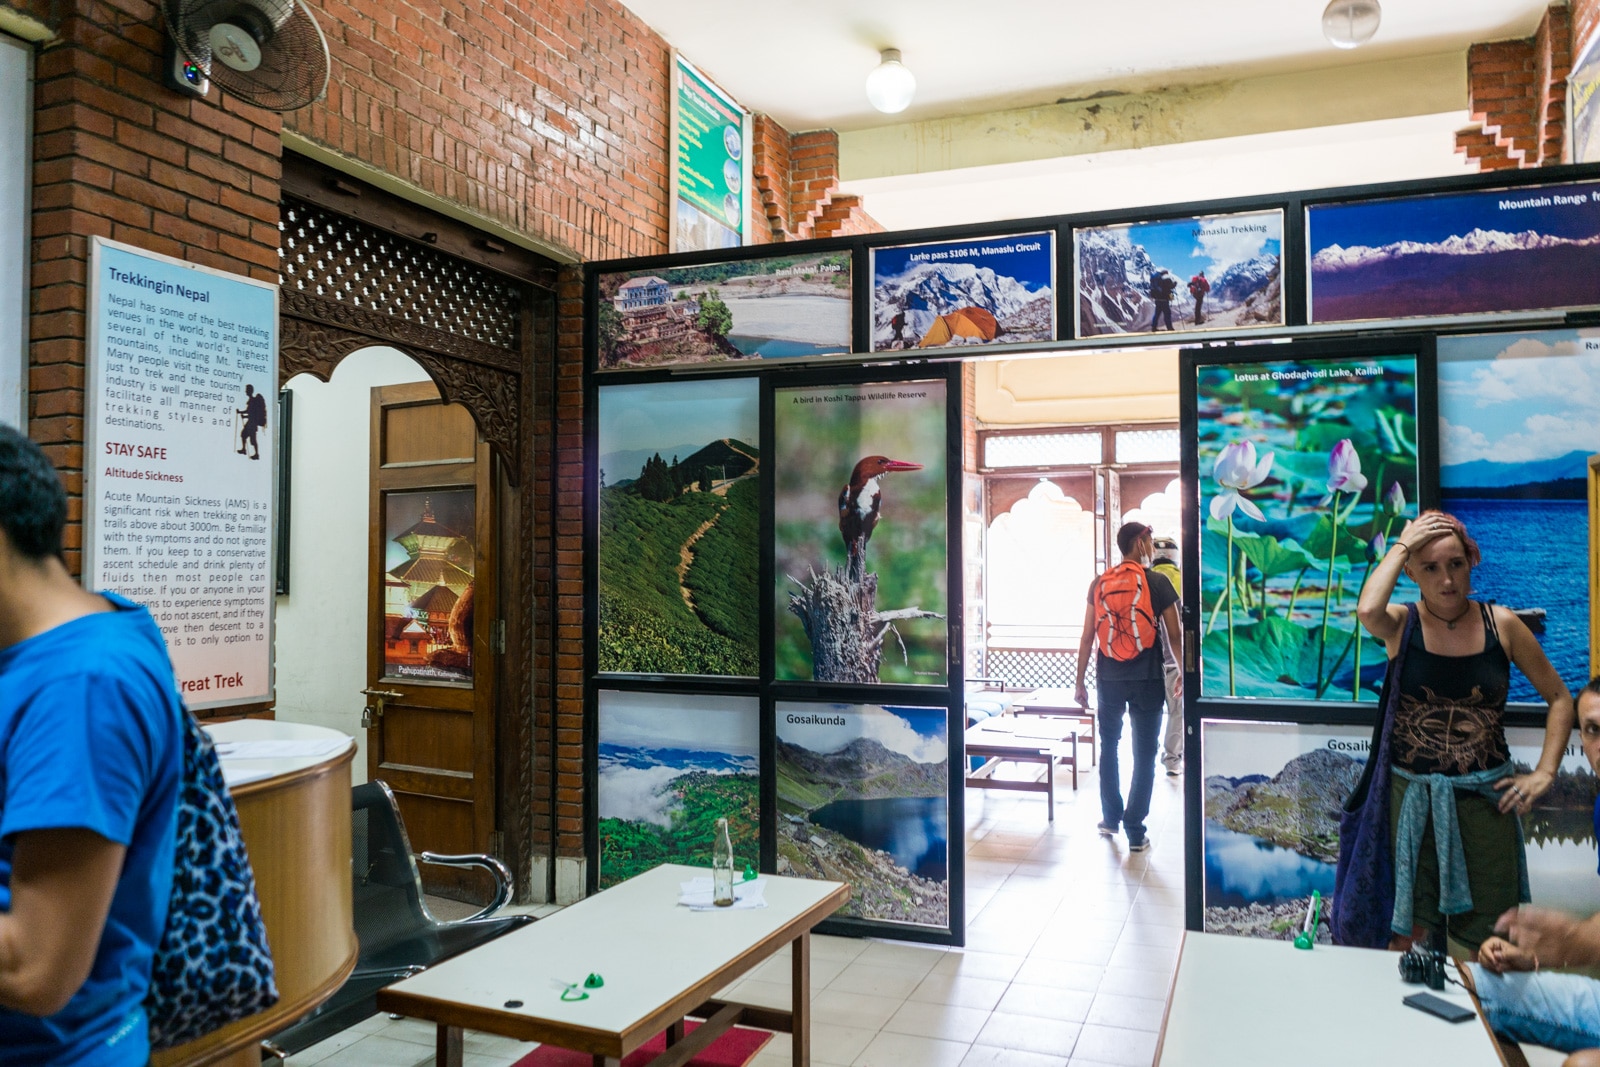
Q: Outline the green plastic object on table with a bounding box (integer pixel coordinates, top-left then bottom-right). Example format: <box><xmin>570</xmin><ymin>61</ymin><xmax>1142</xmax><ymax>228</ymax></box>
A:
<box><xmin>1293</xmin><ymin>890</ymin><xmax>1323</xmax><ymax>950</ymax></box>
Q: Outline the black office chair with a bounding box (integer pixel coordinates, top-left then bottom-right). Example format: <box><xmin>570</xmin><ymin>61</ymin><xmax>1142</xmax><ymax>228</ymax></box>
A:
<box><xmin>260</xmin><ymin>780</ymin><xmax>535</xmax><ymax>1059</ymax></box>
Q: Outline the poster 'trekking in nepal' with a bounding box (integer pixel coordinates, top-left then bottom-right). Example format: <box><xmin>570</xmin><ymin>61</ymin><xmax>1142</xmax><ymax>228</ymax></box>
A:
<box><xmin>773</xmin><ymin>379</ymin><xmax>948</xmax><ymax>686</ymax></box>
<box><xmin>1195</xmin><ymin>355</ymin><xmax>1419</xmax><ymax>703</ymax></box>
<box><xmin>85</xmin><ymin>238</ymin><xmax>278</xmax><ymax>707</ymax></box>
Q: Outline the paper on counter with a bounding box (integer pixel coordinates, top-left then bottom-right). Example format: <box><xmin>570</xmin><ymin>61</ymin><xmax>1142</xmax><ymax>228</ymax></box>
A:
<box><xmin>211</xmin><ymin>737</ymin><xmax>351</xmax><ymax>760</ymax></box>
<box><xmin>678</xmin><ymin>876</ymin><xmax>767</xmax><ymax>910</ymax></box>
<box><xmin>218</xmin><ymin>764</ymin><xmax>276</xmax><ymax>788</ymax></box>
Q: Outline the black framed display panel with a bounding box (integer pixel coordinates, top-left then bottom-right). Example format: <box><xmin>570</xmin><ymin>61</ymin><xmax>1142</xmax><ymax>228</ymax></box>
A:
<box><xmin>581</xmin><ymin>161</ymin><xmax>1600</xmax><ymax>946</ymax></box>
<box><xmin>583</xmin><ymin>162</ymin><xmax>1600</xmax><ymax>373</ymax></box>
<box><xmin>582</xmin><ymin>359</ymin><xmax>966</xmax><ymax>946</ymax></box>
<box><xmin>1178</xmin><ymin>335</ymin><xmax>1439</xmax><ymax>929</ymax></box>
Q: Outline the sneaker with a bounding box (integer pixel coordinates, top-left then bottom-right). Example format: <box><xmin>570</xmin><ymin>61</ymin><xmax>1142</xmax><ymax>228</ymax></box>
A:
<box><xmin>1097</xmin><ymin>821</ymin><xmax>1117</xmax><ymax>837</ymax></box>
<box><xmin>1129</xmin><ymin>837</ymin><xmax>1152</xmax><ymax>853</ymax></box>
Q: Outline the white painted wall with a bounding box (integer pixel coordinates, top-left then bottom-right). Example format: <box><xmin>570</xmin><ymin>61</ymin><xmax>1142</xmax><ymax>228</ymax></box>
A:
<box><xmin>0</xmin><ymin>35</ymin><xmax>30</xmax><ymax>428</ymax></box>
<box><xmin>273</xmin><ymin>346</ymin><xmax>430</xmax><ymax>783</ymax></box>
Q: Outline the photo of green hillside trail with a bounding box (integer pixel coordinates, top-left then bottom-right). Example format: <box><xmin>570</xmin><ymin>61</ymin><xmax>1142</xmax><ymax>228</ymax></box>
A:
<box><xmin>599</xmin><ymin>439</ymin><xmax>760</xmax><ymax>674</ymax></box>
<box><xmin>599</xmin><ymin>770</ymin><xmax>759</xmax><ymax>888</ymax></box>
<box><xmin>777</xmin><ymin>736</ymin><xmax>948</xmax><ymax>926</ymax></box>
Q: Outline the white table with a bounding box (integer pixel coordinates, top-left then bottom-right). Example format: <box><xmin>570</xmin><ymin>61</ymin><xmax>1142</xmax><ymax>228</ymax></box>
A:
<box><xmin>1156</xmin><ymin>932</ymin><xmax>1506</xmax><ymax>1066</ymax></box>
<box><xmin>377</xmin><ymin>863</ymin><xmax>849</xmax><ymax>1066</ymax></box>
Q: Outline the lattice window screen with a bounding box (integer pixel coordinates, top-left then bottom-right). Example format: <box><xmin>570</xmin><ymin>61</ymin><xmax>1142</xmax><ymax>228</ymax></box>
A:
<box><xmin>1115</xmin><ymin>428</ymin><xmax>1180</xmax><ymax>464</ymax></box>
<box><xmin>279</xmin><ymin>197</ymin><xmax>520</xmax><ymax>350</ymax></box>
<box><xmin>984</xmin><ymin>649</ymin><xmax>1093</xmax><ymax>691</ymax></box>
<box><xmin>984</xmin><ymin>432</ymin><xmax>1101</xmax><ymax>469</ymax></box>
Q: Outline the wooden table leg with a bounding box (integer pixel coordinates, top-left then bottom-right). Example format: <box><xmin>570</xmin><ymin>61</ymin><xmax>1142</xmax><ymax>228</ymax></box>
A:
<box><xmin>591</xmin><ymin>1057</ymin><xmax>622</xmax><ymax>1067</ymax></box>
<box><xmin>1045</xmin><ymin>753</ymin><xmax>1055</xmax><ymax>821</ymax></box>
<box><xmin>792</xmin><ymin>931</ymin><xmax>810</xmax><ymax>1067</ymax></box>
<box><xmin>667</xmin><ymin>1018</ymin><xmax>686</xmax><ymax>1046</ymax></box>
<box><xmin>436</xmin><ymin>1023</ymin><xmax>463</xmax><ymax>1067</ymax></box>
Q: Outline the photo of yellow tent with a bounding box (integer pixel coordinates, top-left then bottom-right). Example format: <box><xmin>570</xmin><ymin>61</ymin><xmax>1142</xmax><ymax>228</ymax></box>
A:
<box><xmin>916</xmin><ymin>307</ymin><xmax>999</xmax><ymax>347</ymax></box>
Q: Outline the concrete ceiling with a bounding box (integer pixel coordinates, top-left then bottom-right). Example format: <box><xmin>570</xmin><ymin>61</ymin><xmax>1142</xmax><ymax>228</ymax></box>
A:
<box><xmin>619</xmin><ymin>0</ymin><xmax>1553</xmax><ymax>133</ymax></box>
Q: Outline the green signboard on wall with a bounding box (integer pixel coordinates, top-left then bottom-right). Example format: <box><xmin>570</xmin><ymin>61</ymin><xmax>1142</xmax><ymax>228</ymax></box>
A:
<box><xmin>674</xmin><ymin>56</ymin><xmax>746</xmax><ymax>252</ymax></box>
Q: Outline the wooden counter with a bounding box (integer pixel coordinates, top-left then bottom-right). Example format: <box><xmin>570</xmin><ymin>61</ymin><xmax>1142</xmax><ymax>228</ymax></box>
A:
<box><xmin>153</xmin><ymin>721</ymin><xmax>358</xmax><ymax>1067</ymax></box>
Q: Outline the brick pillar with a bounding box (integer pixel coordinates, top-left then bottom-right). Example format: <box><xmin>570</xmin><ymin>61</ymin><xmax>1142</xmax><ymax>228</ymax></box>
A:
<box><xmin>747</xmin><ymin>122</ymin><xmax>883</xmax><ymax>242</ymax></box>
<box><xmin>548</xmin><ymin>263</ymin><xmax>587</xmax><ymax>900</ymax></box>
<box><xmin>29</xmin><ymin>0</ymin><xmax>281</xmax><ymax>573</ymax></box>
<box><xmin>1455</xmin><ymin>3</ymin><xmax>1572</xmax><ymax>169</ymax></box>
<box><xmin>751</xmin><ymin>114</ymin><xmax>793</xmax><ymax>243</ymax></box>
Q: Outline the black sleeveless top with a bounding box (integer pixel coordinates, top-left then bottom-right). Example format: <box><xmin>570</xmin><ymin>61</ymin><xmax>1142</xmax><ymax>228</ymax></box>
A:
<box><xmin>1391</xmin><ymin>602</ymin><xmax>1511</xmax><ymax>776</ymax></box>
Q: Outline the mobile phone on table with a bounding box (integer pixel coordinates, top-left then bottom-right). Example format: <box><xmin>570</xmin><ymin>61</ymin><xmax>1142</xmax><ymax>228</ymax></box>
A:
<box><xmin>1402</xmin><ymin>991</ymin><xmax>1476</xmax><ymax>1023</ymax></box>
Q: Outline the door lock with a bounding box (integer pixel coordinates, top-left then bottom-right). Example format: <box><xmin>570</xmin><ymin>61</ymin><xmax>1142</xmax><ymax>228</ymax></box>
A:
<box><xmin>361</xmin><ymin>688</ymin><xmax>403</xmax><ymax>729</ymax></box>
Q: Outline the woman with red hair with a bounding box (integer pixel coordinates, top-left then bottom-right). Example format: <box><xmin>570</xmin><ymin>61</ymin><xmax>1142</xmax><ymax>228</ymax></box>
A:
<box><xmin>1343</xmin><ymin>509</ymin><xmax>1575</xmax><ymax>953</ymax></box>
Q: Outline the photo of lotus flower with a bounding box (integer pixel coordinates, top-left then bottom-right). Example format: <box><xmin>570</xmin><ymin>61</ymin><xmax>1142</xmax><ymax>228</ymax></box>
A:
<box><xmin>1194</xmin><ymin>355</ymin><xmax>1421</xmax><ymax>702</ymax></box>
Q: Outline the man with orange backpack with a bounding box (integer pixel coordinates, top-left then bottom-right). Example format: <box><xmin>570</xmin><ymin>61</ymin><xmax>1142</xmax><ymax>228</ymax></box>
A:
<box><xmin>1074</xmin><ymin>522</ymin><xmax>1182</xmax><ymax>852</ymax></box>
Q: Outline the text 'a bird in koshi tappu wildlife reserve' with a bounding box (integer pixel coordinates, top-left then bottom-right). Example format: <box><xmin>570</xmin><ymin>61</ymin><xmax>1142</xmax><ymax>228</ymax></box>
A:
<box><xmin>788</xmin><ymin>456</ymin><xmax>945</xmax><ymax>684</ymax></box>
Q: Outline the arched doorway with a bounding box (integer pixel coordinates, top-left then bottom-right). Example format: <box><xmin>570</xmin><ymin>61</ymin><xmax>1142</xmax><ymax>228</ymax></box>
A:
<box><xmin>274</xmin><ymin>155</ymin><xmax>559</xmax><ymax>901</ymax></box>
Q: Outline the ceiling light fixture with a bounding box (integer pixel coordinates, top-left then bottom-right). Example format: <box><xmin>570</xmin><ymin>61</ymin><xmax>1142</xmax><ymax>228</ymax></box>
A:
<box><xmin>866</xmin><ymin>48</ymin><xmax>916</xmax><ymax>114</ymax></box>
<box><xmin>1322</xmin><ymin>0</ymin><xmax>1381</xmax><ymax>49</ymax></box>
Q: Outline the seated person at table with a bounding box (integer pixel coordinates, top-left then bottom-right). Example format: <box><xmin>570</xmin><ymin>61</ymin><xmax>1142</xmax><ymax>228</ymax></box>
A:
<box><xmin>1464</xmin><ymin>677</ymin><xmax>1600</xmax><ymax>1062</ymax></box>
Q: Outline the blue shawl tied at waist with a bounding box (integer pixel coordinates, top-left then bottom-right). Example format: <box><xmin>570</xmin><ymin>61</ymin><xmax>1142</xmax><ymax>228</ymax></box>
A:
<box><xmin>1389</xmin><ymin>762</ymin><xmax>1530</xmax><ymax>937</ymax></box>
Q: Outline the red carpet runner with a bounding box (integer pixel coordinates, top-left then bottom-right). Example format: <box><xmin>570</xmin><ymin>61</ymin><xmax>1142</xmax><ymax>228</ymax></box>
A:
<box><xmin>510</xmin><ymin>1020</ymin><xmax>772</xmax><ymax>1067</ymax></box>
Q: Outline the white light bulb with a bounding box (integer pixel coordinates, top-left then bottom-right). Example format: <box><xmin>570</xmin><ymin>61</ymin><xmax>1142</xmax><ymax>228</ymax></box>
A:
<box><xmin>866</xmin><ymin>49</ymin><xmax>916</xmax><ymax>114</ymax></box>
<box><xmin>1322</xmin><ymin>0</ymin><xmax>1381</xmax><ymax>49</ymax></box>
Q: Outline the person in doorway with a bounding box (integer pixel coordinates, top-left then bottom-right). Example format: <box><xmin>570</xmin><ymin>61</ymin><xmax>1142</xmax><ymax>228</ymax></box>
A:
<box><xmin>1149</xmin><ymin>270</ymin><xmax>1176</xmax><ymax>332</ymax></box>
<box><xmin>1352</xmin><ymin>510</ymin><xmax>1573</xmax><ymax>954</ymax></box>
<box><xmin>1188</xmin><ymin>271</ymin><xmax>1210</xmax><ymax>324</ymax></box>
<box><xmin>236</xmin><ymin>383</ymin><xmax>267</xmax><ymax>460</ymax></box>
<box><xmin>1459</xmin><ymin>677</ymin><xmax>1600</xmax><ymax>1062</ymax></box>
<box><xmin>0</xmin><ymin>423</ymin><xmax>184</xmax><ymax>1065</ymax></box>
<box><xmin>1074</xmin><ymin>522</ymin><xmax>1182</xmax><ymax>851</ymax></box>
<box><xmin>1150</xmin><ymin>536</ymin><xmax>1184</xmax><ymax>777</ymax></box>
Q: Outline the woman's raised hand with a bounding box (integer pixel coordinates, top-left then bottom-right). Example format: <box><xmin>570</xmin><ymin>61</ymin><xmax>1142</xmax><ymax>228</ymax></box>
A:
<box><xmin>1396</xmin><ymin>515</ymin><xmax>1454</xmax><ymax>555</ymax></box>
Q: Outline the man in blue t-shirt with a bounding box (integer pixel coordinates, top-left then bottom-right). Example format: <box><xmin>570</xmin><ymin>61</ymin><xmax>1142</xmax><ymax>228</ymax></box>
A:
<box><xmin>0</xmin><ymin>425</ymin><xmax>182</xmax><ymax>1065</ymax></box>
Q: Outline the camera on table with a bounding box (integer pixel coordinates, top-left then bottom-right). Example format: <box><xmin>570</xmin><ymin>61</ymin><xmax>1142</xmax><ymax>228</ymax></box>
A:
<box><xmin>1399</xmin><ymin>939</ymin><xmax>1447</xmax><ymax>991</ymax></box>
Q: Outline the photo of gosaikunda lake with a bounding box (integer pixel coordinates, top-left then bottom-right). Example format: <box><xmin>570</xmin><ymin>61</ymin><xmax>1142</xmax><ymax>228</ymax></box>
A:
<box><xmin>1203</xmin><ymin>722</ymin><xmax>1600</xmax><ymax>941</ymax></box>
<box><xmin>777</xmin><ymin>702</ymin><xmax>949</xmax><ymax>928</ymax></box>
<box><xmin>1196</xmin><ymin>355</ymin><xmax>1420</xmax><ymax>702</ymax></box>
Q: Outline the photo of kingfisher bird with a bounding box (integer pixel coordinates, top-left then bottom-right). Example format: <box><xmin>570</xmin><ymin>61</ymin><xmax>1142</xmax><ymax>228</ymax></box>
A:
<box><xmin>838</xmin><ymin>455</ymin><xmax>923</xmax><ymax>581</ymax></box>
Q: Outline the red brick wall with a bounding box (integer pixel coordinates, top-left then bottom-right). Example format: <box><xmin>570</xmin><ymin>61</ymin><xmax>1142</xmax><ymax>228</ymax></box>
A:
<box><xmin>1455</xmin><ymin>3</ymin><xmax>1572</xmax><ymax>169</ymax></box>
<box><xmin>288</xmin><ymin>0</ymin><xmax>673</xmax><ymax>263</ymax></box>
<box><xmin>22</xmin><ymin>0</ymin><xmax>282</xmax><ymax>573</ymax></box>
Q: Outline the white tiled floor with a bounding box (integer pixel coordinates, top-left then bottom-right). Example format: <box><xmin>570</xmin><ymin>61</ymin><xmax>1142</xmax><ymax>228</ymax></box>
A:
<box><xmin>286</xmin><ymin>735</ymin><xmax>1185</xmax><ymax>1067</ymax></box>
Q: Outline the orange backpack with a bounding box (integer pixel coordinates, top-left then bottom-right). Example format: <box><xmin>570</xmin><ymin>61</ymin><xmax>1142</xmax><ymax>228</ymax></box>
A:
<box><xmin>1093</xmin><ymin>560</ymin><xmax>1158</xmax><ymax>661</ymax></box>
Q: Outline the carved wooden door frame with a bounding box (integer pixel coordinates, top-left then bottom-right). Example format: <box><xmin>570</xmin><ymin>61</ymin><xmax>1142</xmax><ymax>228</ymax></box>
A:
<box><xmin>276</xmin><ymin>157</ymin><xmax>558</xmax><ymax>900</ymax></box>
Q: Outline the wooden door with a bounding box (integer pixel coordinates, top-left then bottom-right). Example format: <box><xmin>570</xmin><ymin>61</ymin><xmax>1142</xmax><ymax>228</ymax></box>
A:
<box><xmin>368</xmin><ymin>381</ymin><xmax>497</xmax><ymax>900</ymax></box>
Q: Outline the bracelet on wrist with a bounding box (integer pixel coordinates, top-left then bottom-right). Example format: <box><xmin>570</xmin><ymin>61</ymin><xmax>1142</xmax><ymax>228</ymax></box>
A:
<box><xmin>1392</xmin><ymin>542</ymin><xmax>1411</xmax><ymax>557</ymax></box>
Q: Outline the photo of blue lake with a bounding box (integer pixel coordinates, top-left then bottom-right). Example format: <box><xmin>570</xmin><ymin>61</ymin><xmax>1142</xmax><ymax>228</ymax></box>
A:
<box><xmin>727</xmin><ymin>335</ymin><xmax>848</xmax><ymax>358</ymax></box>
<box><xmin>1204</xmin><ymin>822</ymin><xmax>1337</xmax><ymax>907</ymax></box>
<box><xmin>810</xmin><ymin>796</ymin><xmax>948</xmax><ymax>881</ymax></box>
<box><xmin>1441</xmin><ymin>497</ymin><xmax>1588</xmax><ymax>702</ymax></box>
